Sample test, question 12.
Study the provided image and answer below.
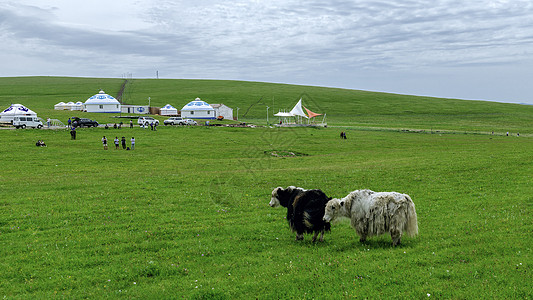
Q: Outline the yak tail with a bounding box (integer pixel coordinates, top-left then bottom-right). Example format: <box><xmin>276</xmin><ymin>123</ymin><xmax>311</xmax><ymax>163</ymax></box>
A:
<box><xmin>404</xmin><ymin>195</ymin><xmax>419</xmax><ymax>237</ymax></box>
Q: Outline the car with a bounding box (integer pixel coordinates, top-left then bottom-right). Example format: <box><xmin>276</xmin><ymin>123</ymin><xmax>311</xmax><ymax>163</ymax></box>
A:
<box><xmin>13</xmin><ymin>116</ymin><xmax>43</xmax><ymax>129</ymax></box>
<box><xmin>183</xmin><ymin>119</ymin><xmax>197</xmax><ymax>125</ymax></box>
<box><xmin>138</xmin><ymin>116</ymin><xmax>160</xmax><ymax>126</ymax></box>
<box><xmin>72</xmin><ymin>118</ymin><xmax>99</xmax><ymax>128</ymax></box>
<box><xmin>163</xmin><ymin>117</ymin><xmax>185</xmax><ymax>125</ymax></box>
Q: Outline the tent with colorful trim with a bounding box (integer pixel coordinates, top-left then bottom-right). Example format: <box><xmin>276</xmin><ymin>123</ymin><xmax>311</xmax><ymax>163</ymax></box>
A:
<box><xmin>274</xmin><ymin>98</ymin><xmax>326</xmax><ymax>126</ymax></box>
<box><xmin>0</xmin><ymin>104</ymin><xmax>38</xmax><ymax>123</ymax></box>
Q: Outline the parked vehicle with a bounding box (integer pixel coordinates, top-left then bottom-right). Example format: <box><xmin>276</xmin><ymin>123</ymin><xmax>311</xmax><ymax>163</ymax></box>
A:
<box><xmin>72</xmin><ymin>118</ymin><xmax>99</xmax><ymax>128</ymax></box>
<box><xmin>138</xmin><ymin>116</ymin><xmax>160</xmax><ymax>126</ymax></box>
<box><xmin>13</xmin><ymin>116</ymin><xmax>43</xmax><ymax>129</ymax></box>
<box><xmin>183</xmin><ymin>119</ymin><xmax>198</xmax><ymax>125</ymax></box>
<box><xmin>164</xmin><ymin>117</ymin><xmax>185</xmax><ymax>125</ymax></box>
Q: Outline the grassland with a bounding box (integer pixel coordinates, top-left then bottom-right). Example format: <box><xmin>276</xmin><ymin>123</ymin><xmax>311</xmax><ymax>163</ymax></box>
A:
<box><xmin>0</xmin><ymin>77</ymin><xmax>531</xmax><ymax>298</ymax></box>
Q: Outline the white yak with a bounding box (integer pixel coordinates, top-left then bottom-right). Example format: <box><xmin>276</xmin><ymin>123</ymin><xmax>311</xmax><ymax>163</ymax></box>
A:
<box><xmin>323</xmin><ymin>189</ymin><xmax>418</xmax><ymax>246</ymax></box>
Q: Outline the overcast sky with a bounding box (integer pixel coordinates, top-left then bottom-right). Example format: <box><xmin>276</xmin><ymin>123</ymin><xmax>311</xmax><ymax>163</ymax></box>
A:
<box><xmin>1</xmin><ymin>0</ymin><xmax>532</xmax><ymax>104</ymax></box>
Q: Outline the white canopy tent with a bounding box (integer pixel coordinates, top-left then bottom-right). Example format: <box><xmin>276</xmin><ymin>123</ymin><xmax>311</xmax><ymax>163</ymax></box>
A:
<box><xmin>289</xmin><ymin>99</ymin><xmax>309</xmax><ymax>121</ymax></box>
<box><xmin>160</xmin><ymin>104</ymin><xmax>178</xmax><ymax>116</ymax></box>
<box><xmin>274</xmin><ymin>98</ymin><xmax>326</xmax><ymax>127</ymax></box>
<box><xmin>0</xmin><ymin>104</ymin><xmax>38</xmax><ymax>123</ymax></box>
<box><xmin>273</xmin><ymin>111</ymin><xmax>294</xmax><ymax>125</ymax></box>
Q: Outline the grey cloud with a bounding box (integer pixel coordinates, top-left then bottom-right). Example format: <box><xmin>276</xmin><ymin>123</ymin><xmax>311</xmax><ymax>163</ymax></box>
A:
<box><xmin>0</xmin><ymin>0</ymin><xmax>532</xmax><ymax>103</ymax></box>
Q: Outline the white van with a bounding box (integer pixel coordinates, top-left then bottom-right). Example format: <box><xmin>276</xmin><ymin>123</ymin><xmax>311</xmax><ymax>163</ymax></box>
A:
<box><xmin>13</xmin><ymin>116</ymin><xmax>43</xmax><ymax>129</ymax></box>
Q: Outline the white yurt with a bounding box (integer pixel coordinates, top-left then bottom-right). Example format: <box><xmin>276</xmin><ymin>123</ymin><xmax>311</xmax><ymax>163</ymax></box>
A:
<box><xmin>54</xmin><ymin>102</ymin><xmax>67</xmax><ymax>110</ymax></box>
<box><xmin>0</xmin><ymin>104</ymin><xmax>38</xmax><ymax>123</ymax></box>
<box><xmin>65</xmin><ymin>102</ymin><xmax>76</xmax><ymax>110</ymax></box>
<box><xmin>181</xmin><ymin>98</ymin><xmax>215</xmax><ymax>119</ymax></box>
<box><xmin>160</xmin><ymin>104</ymin><xmax>178</xmax><ymax>116</ymax></box>
<box><xmin>84</xmin><ymin>90</ymin><xmax>121</xmax><ymax>113</ymax></box>
<box><xmin>74</xmin><ymin>101</ymin><xmax>84</xmax><ymax>111</ymax></box>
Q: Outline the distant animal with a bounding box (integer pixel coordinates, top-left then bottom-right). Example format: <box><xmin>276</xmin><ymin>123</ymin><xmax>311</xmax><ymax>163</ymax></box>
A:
<box><xmin>323</xmin><ymin>189</ymin><xmax>418</xmax><ymax>246</ymax></box>
<box><xmin>269</xmin><ymin>186</ymin><xmax>331</xmax><ymax>242</ymax></box>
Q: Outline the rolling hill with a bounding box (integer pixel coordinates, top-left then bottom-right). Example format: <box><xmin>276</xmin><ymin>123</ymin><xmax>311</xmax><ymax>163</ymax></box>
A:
<box><xmin>1</xmin><ymin>76</ymin><xmax>531</xmax><ymax>133</ymax></box>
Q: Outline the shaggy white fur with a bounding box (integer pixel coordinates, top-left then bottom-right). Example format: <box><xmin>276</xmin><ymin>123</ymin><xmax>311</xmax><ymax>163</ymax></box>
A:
<box><xmin>323</xmin><ymin>189</ymin><xmax>418</xmax><ymax>246</ymax></box>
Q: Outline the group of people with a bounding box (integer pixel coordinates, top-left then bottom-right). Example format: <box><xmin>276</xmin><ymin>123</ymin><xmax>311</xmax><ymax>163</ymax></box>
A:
<box><xmin>140</xmin><ymin>122</ymin><xmax>158</xmax><ymax>130</ymax></box>
<box><xmin>35</xmin><ymin>140</ymin><xmax>47</xmax><ymax>147</ymax></box>
<box><xmin>101</xmin><ymin>136</ymin><xmax>135</xmax><ymax>150</ymax></box>
<box><xmin>340</xmin><ymin>131</ymin><xmax>347</xmax><ymax>139</ymax></box>
<box><xmin>104</xmin><ymin>121</ymin><xmax>134</xmax><ymax>129</ymax></box>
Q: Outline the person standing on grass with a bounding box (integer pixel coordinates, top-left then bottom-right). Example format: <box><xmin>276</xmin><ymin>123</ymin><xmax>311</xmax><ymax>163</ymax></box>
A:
<box><xmin>121</xmin><ymin>136</ymin><xmax>126</xmax><ymax>149</ymax></box>
<box><xmin>102</xmin><ymin>136</ymin><xmax>108</xmax><ymax>150</ymax></box>
<box><xmin>70</xmin><ymin>127</ymin><xmax>76</xmax><ymax>140</ymax></box>
<box><xmin>47</xmin><ymin>118</ymin><xmax>50</xmax><ymax>128</ymax></box>
<box><xmin>68</xmin><ymin>118</ymin><xmax>71</xmax><ymax>128</ymax></box>
<box><xmin>114</xmin><ymin>136</ymin><xmax>119</xmax><ymax>149</ymax></box>
<box><xmin>130</xmin><ymin>120</ymin><xmax>133</xmax><ymax>129</ymax></box>
<box><xmin>131</xmin><ymin>137</ymin><xmax>135</xmax><ymax>150</ymax></box>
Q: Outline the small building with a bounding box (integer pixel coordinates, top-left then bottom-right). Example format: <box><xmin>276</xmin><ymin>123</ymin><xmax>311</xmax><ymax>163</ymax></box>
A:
<box><xmin>121</xmin><ymin>105</ymin><xmax>149</xmax><ymax>114</ymax></box>
<box><xmin>210</xmin><ymin>103</ymin><xmax>233</xmax><ymax>120</ymax></box>
<box><xmin>180</xmin><ymin>98</ymin><xmax>215</xmax><ymax>119</ymax></box>
<box><xmin>84</xmin><ymin>90</ymin><xmax>121</xmax><ymax>113</ymax></box>
<box><xmin>160</xmin><ymin>104</ymin><xmax>178</xmax><ymax>116</ymax></box>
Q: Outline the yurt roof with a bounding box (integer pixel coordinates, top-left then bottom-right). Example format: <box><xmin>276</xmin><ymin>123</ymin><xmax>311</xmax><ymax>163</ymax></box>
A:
<box><xmin>181</xmin><ymin>98</ymin><xmax>214</xmax><ymax>111</ymax></box>
<box><xmin>85</xmin><ymin>90</ymin><xmax>120</xmax><ymax>105</ymax></box>
<box><xmin>55</xmin><ymin>102</ymin><xmax>66</xmax><ymax>105</ymax></box>
<box><xmin>162</xmin><ymin>104</ymin><xmax>177</xmax><ymax>110</ymax></box>
<box><xmin>1</xmin><ymin>104</ymin><xmax>37</xmax><ymax>116</ymax></box>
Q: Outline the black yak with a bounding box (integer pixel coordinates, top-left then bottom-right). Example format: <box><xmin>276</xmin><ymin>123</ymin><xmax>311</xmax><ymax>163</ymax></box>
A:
<box><xmin>269</xmin><ymin>186</ymin><xmax>331</xmax><ymax>242</ymax></box>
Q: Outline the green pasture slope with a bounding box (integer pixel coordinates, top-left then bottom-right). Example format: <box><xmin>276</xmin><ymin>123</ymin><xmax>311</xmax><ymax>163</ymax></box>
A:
<box><xmin>0</xmin><ymin>77</ymin><xmax>531</xmax><ymax>298</ymax></box>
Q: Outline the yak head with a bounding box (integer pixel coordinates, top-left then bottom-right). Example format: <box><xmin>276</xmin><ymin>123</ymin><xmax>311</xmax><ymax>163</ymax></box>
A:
<box><xmin>323</xmin><ymin>198</ymin><xmax>343</xmax><ymax>222</ymax></box>
<box><xmin>269</xmin><ymin>187</ymin><xmax>283</xmax><ymax>207</ymax></box>
<box><xmin>269</xmin><ymin>186</ymin><xmax>305</xmax><ymax>207</ymax></box>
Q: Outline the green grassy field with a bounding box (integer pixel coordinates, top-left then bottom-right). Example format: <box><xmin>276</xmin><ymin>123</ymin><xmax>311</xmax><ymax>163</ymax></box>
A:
<box><xmin>0</xmin><ymin>77</ymin><xmax>531</xmax><ymax>298</ymax></box>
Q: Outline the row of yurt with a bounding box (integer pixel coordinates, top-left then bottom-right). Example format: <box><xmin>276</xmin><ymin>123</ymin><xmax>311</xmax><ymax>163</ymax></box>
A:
<box><xmin>53</xmin><ymin>90</ymin><xmax>121</xmax><ymax>113</ymax></box>
<box><xmin>0</xmin><ymin>104</ymin><xmax>38</xmax><ymax>123</ymax></box>
<box><xmin>160</xmin><ymin>99</ymin><xmax>233</xmax><ymax>119</ymax></box>
<box><xmin>49</xmin><ymin>91</ymin><xmax>234</xmax><ymax>120</ymax></box>
<box><xmin>54</xmin><ymin>101</ymin><xmax>84</xmax><ymax>110</ymax></box>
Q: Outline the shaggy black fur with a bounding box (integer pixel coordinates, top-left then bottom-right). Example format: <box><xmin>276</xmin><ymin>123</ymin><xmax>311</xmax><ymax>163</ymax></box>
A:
<box><xmin>274</xmin><ymin>187</ymin><xmax>331</xmax><ymax>242</ymax></box>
